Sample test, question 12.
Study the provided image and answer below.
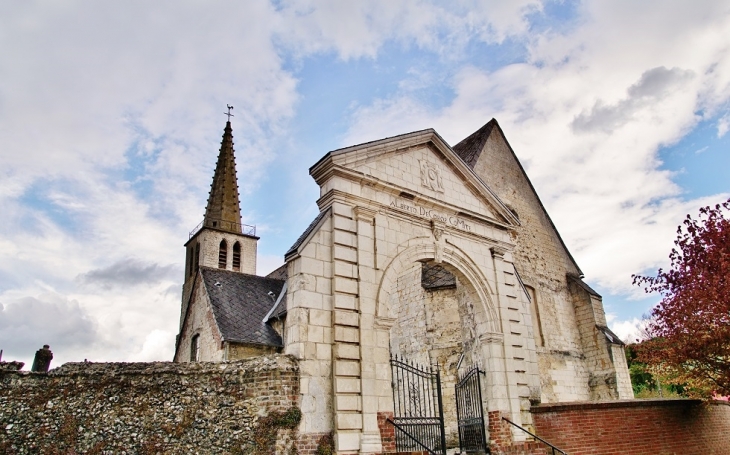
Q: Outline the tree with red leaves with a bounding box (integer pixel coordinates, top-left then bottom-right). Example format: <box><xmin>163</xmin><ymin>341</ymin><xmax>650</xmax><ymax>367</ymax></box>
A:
<box><xmin>633</xmin><ymin>199</ymin><xmax>730</xmax><ymax>398</ymax></box>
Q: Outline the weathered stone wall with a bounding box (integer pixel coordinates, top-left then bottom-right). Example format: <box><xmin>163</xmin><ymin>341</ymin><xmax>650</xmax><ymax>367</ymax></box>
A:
<box><xmin>468</xmin><ymin>125</ymin><xmax>621</xmax><ymax>403</ymax></box>
<box><xmin>0</xmin><ymin>355</ymin><xmax>299</xmax><ymax>455</ymax></box>
<box><xmin>392</xmin><ymin>264</ymin><xmax>457</xmax><ymax>444</ymax></box>
<box><xmin>227</xmin><ymin>342</ymin><xmax>280</xmax><ymax>360</ymax></box>
<box><xmin>195</xmin><ymin>229</ymin><xmax>257</xmax><ymax>275</ymax></box>
<box><xmin>175</xmin><ymin>276</ymin><xmax>225</xmax><ymax>363</ymax></box>
<box><xmin>389</xmin><ymin>262</ymin><xmax>489</xmax><ymax>448</ymax></box>
<box><xmin>292</xmin><ymin>132</ymin><xmax>545</xmax><ymax>451</ymax></box>
<box><xmin>284</xmin><ymin>213</ymin><xmax>335</xmax><ymax>441</ymax></box>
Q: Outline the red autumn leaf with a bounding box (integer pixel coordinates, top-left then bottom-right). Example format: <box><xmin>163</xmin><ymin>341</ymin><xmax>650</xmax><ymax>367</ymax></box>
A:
<box><xmin>632</xmin><ymin>199</ymin><xmax>730</xmax><ymax>398</ymax></box>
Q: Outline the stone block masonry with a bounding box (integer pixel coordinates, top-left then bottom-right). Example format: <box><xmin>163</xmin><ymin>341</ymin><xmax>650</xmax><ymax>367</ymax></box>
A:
<box><xmin>0</xmin><ymin>355</ymin><xmax>299</xmax><ymax>454</ymax></box>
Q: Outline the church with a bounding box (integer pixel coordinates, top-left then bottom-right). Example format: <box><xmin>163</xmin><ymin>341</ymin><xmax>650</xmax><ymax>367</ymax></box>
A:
<box><xmin>173</xmin><ymin>117</ymin><xmax>633</xmax><ymax>453</ymax></box>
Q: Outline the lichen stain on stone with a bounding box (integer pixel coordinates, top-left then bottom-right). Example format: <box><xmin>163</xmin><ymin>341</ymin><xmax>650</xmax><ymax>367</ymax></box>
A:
<box><xmin>0</xmin><ymin>355</ymin><xmax>299</xmax><ymax>454</ymax></box>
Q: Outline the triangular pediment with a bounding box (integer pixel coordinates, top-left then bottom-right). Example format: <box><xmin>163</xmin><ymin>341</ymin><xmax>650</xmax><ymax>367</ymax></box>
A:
<box><xmin>310</xmin><ymin>129</ymin><xmax>519</xmax><ymax>228</ymax></box>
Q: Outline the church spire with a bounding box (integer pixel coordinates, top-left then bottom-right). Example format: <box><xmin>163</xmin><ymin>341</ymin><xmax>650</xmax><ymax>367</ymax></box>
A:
<box><xmin>204</xmin><ymin>117</ymin><xmax>242</xmax><ymax>234</ymax></box>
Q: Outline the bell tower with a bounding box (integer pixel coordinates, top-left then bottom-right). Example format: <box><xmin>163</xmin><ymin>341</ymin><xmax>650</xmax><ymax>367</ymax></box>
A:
<box><xmin>180</xmin><ymin>111</ymin><xmax>259</xmax><ymax>329</ymax></box>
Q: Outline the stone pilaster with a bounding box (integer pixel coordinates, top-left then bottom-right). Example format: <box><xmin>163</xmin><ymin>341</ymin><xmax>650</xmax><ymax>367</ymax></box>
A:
<box><xmin>330</xmin><ymin>202</ymin><xmax>363</xmax><ymax>452</ymax></box>
<box><xmin>353</xmin><ymin>206</ymin><xmax>384</xmax><ymax>454</ymax></box>
<box><xmin>489</xmin><ymin>246</ymin><xmax>534</xmax><ymax>437</ymax></box>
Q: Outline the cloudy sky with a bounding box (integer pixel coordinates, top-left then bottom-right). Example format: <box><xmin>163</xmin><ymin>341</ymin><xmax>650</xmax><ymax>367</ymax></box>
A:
<box><xmin>1</xmin><ymin>1</ymin><xmax>729</xmax><ymax>367</ymax></box>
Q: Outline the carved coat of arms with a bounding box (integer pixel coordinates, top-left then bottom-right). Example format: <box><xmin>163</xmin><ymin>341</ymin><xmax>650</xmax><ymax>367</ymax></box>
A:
<box><xmin>418</xmin><ymin>159</ymin><xmax>444</xmax><ymax>193</ymax></box>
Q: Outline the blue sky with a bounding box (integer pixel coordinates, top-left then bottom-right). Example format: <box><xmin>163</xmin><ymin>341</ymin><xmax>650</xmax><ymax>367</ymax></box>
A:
<box><xmin>1</xmin><ymin>0</ymin><xmax>729</xmax><ymax>366</ymax></box>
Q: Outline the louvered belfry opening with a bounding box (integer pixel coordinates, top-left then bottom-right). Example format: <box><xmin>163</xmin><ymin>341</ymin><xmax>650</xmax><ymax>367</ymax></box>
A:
<box><xmin>232</xmin><ymin>242</ymin><xmax>241</xmax><ymax>271</ymax></box>
<box><xmin>218</xmin><ymin>240</ymin><xmax>228</xmax><ymax>269</ymax></box>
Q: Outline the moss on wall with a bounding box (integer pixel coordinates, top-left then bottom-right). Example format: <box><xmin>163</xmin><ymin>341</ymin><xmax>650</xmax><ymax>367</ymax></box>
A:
<box><xmin>0</xmin><ymin>355</ymin><xmax>298</xmax><ymax>454</ymax></box>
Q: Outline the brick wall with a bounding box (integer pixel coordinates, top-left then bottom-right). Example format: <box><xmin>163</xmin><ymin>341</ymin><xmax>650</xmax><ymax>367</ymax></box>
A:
<box><xmin>531</xmin><ymin>399</ymin><xmax>730</xmax><ymax>455</ymax></box>
<box><xmin>0</xmin><ymin>355</ymin><xmax>299</xmax><ymax>454</ymax></box>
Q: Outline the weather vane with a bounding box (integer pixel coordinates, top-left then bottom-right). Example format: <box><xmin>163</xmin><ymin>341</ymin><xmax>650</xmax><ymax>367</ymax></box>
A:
<box><xmin>225</xmin><ymin>104</ymin><xmax>234</xmax><ymax>121</ymax></box>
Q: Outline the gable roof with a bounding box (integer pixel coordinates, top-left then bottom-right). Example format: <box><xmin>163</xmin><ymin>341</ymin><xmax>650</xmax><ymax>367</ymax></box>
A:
<box><xmin>309</xmin><ymin>129</ymin><xmax>520</xmax><ymax>229</ymax></box>
<box><xmin>453</xmin><ymin>119</ymin><xmax>583</xmax><ymax>276</ymax></box>
<box><xmin>200</xmin><ymin>267</ymin><xmax>284</xmax><ymax>347</ymax></box>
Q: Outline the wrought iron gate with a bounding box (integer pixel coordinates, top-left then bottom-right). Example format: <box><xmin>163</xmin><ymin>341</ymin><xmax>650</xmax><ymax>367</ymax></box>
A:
<box><xmin>389</xmin><ymin>355</ymin><xmax>447</xmax><ymax>455</ymax></box>
<box><xmin>455</xmin><ymin>366</ymin><xmax>489</xmax><ymax>454</ymax></box>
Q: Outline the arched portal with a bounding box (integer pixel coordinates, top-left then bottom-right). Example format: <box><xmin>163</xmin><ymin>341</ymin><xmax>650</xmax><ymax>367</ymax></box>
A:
<box><xmin>375</xmin><ymin>239</ymin><xmax>503</xmax><ymax>447</ymax></box>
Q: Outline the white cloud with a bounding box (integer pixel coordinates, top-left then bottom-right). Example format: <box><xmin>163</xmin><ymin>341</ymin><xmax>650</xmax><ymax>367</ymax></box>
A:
<box><xmin>130</xmin><ymin>329</ymin><xmax>176</xmax><ymax>362</ymax></box>
<box><xmin>258</xmin><ymin>254</ymin><xmax>287</xmax><ymax>277</ymax></box>
<box><xmin>0</xmin><ymin>2</ymin><xmax>301</xmax><ymax>365</ymax></box>
<box><xmin>608</xmin><ymin>317</ymin><xmax>644</xmax><ymax>344</ymax></box>
<box><xmin>275</xmin><ymin>0</ymin><xmax>544</xmax><ymax>60</ymax></box>
<box><xmin>719</xmin><ymin>114</ymin><xmax>730</xmax><ymax>138</ymax></box>
<box><xmin>342</xmin><ymin>0</ymin><xmax>730</xmax><ymax>296</ymax></box>
<box><xmin>1</xmin><ymin>1</ymin><xmax>728</xmax><ymax>366</ymax></box>
<box><xmin>0</xmin><ymin>293</ymin><xmax>100</xmax><ymax>367</ymax></box>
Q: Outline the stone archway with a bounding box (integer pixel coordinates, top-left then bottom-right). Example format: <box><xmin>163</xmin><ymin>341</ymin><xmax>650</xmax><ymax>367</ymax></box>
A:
<box><xmin>374</xmin><ymin>238</ymin><xmax>502</xmax><ymax>448</ymax></box>
<box><xmin>375</xmin><ymin>238</ymin><xmax>499</xmax><ymax>332</ymax></box>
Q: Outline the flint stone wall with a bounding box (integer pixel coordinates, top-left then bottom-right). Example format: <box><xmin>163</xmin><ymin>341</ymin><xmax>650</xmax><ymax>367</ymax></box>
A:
<box><xmin>0</xmin><ymin>354</ymin><xmax>299</xmax><ymax>454</ymax></box>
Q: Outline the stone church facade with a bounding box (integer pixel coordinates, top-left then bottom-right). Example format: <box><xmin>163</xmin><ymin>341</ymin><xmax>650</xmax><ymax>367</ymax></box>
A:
<box><xmin>175</xmin><ymin>118</ymin><xmax>632</xmax><ymax>453</ymax></box>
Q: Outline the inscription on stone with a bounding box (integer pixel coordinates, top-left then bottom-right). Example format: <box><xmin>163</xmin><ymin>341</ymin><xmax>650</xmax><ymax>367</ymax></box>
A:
<box><xmin>389</xmin><ymin>198</ymin><xmax>472</xmax><ymax>232</ymax></box>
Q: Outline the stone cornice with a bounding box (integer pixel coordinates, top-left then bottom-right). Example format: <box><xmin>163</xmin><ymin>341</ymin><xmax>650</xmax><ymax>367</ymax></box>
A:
<box><xmin>315</xmin><ymin>184</ymin><xmax>518</xmax><ymax>249</ymax></box>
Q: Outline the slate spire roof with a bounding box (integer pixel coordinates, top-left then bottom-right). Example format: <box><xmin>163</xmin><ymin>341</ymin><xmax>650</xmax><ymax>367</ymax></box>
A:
<box><xmin>204</xmin><ymin>121</ymin><xmax>243</xmax><ymax>234</ymax></box>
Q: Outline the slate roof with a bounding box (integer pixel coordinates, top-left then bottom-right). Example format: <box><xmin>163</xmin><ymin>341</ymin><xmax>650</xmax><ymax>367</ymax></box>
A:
<box><xmin>452</xmin><ymin>119</ymin><xmax>497</xmax><ymax>168</ymax></box>
<box><xmin>597</xmin><ymin>325</ymin><xmax>625</xmax><ymax>346</ymax></box>
<box><xmin>268</xmin><ymin>290</ymin><xmax>288</xmax><ymax>320</ymax></box>
<box><xmin>266</xmin><ymin>263</ymin><xmax>288</xmax><ymax>281</ymax></box>
<box><xmin>567</xmin><ymin>273</ymin><xmax>602</xmax><ymax>298</ymax></box>
<box><xmin>285</xmin><ymin>208</ymin><xmax>331</xmax><ymax>258</ymax></box>
<box><xmin>265</xmin><ymin>265</ymin><xmax>289</xmax><ymax>320</ymax></box>
<box><xmin>200</xmin><ymin>267</ymin><xmax>284</xmax><ymax>347</ymax></box>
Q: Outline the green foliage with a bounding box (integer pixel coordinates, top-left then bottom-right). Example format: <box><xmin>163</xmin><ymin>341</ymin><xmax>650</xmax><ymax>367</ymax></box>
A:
<box><xmin>315</xmin><ymin>432</ymin><xmax>334</xmax><ymax>455</ymax></box>
<box><xmin>248</xmin><ymin>407</ymin><xmax>302</xmax><ymax>454</ymax></box>
<box><xmin>626</xmin><ymin>344</ymin><xmax>685</xmax><ymax>398</ymax></box>
<box><xmin>633</xmin><ymin>199</ymin><xmax>730</xmax><ymax>398</ymax></box>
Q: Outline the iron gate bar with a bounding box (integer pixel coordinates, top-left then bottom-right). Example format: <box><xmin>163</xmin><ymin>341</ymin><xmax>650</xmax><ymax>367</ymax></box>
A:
<box><xmin>390</xmin><ymin>355</ymin><xmax>447</xmax><ymax>455</ymax></box>
<box><xmin>455</xmin><ymin>366</ymin><xmax>489</xmax><ymax>454</ymax></box>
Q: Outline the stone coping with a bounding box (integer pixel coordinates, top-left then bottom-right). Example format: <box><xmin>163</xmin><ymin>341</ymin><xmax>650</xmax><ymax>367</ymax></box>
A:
<box><xmin>531</xmin><ymin>398</ymin><xmax>705</xmax><ymax>413</ymax></box>
<box><xmin>1</xmin><ymin>354</ymin><xmax>297</xmax><ymax>377</ymax></box>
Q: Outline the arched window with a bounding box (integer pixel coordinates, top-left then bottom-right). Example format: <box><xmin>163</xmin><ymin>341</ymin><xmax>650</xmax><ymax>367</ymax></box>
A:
<box><xmin>190</xmin><ymin>334</ymin><xmax>200</xmax><ymax>362</ymax></box>
<box><xmin>194</xmin><ymin>243</ymin><xmax>200</xmax><ymax>274</ymax></box>
<box><xmin>232</xmin><ymin>242</ymin><xmax>241</xmax><ymax>271</ymax></box>
<box><xmin>218</xmin><ymin>239</ymin><xmax>228</xmax><ymax>269</ymax></box>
